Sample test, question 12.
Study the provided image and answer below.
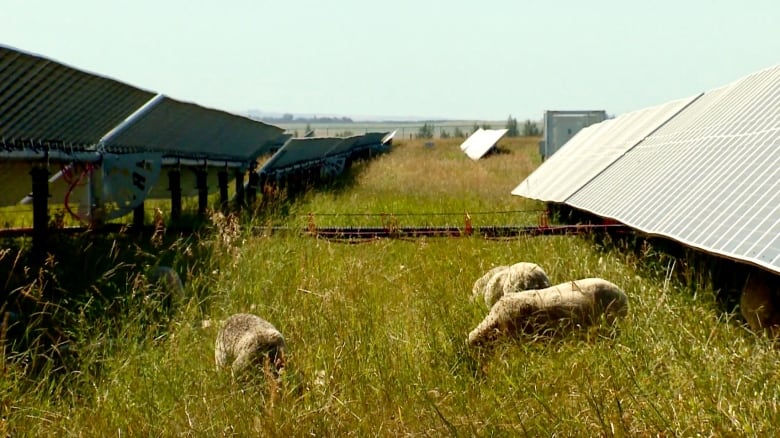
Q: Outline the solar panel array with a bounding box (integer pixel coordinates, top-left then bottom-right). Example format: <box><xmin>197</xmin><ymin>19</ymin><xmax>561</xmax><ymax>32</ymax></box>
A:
<box><xmin>513</xmin><ymin>64</ymin><xmax>780</xmax><ymax>274</ymax></box>
<box><xmin>259</xmin><ymin>132</ymin><xmax>393</xmax><ymax>178</ymax></box>
<box><xmin>0</xmin><ymin>44</ymin><xmax>398</xmax><ymax>219</ymax></box>
<box><xmin>0</xmin><ymin>46</ymin><xmax>155</xmax><ymax>153</ymax></box>
<box><xmin>1</xmin><ymin>45</ymin><xmax>285</xmax><ymax>164</ymax></box>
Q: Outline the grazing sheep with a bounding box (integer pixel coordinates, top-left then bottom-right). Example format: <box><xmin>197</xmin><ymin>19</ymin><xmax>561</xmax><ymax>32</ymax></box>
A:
<box><xmin>471</xmin><ymin>265</ymin><xmax>508</xmax><ymax>301</ymax></box>
<box><xmin>215</xmin><ymin>313</ymin><xmax>286</xmax><ymax>377</ymax></box>
<box><xmin>472</xmin><ymin>262</ymin><xmax>551</xmax><ymax>309</ymax></box>
<box><xmin>468</xmin><ymin>278</ymin><xmax>628</xmax><ymax>346</ymax></box>
<box><xmin>740</xmin><ymin>270</ymin><xmax>780</xmax><ymax>338</ymax></box>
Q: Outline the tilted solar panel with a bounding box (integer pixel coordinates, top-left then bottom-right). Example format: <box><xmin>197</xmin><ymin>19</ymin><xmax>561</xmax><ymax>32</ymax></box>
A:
<box><xmin>0</xmin><ymin>45</ymin><xmax>155</xmax><ymax>151</ymax></box>
<box><xmin>260</xmin><ymin>137</ymin><xmax>344</xmax><ymax>173</ymax></box>
<box><xmin>566</xmin><ymin>65</ymin><xmax>780</xmax><ymax>273</ymax></box>
<box><xmin>512</xmin><ymin>95</ymin><xmax>700</xmax><ymax>203</ymax></box>
<box><xmin>461</xmin><ymin>129</ymin><xmax>508</xmax><ymax>160</ymax></box>
<box><xmin>100</xmin><ymin>96</ymin><xmax>285</xmax><ymax>164</ymax></box>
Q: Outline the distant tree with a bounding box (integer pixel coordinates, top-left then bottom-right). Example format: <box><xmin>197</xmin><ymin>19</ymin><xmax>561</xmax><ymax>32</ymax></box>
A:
<box><xmin>505</xmin><ymin>115</ymin><xmax>519</xmax><ymax>137</ymax></box>
<box><xmin>472</xmin><ymin>123</ymin><xmax>480</xmax><ymax>134</ymax></box>
<box><xmin>416</xmin><ymin>123</ymin><xmax>434</xmax><ymax>139</ymax></box>
<box><xmin>481</xmin><ymin>123</ymin><xmax>492</xmax><ymax>130</ymax></box>
<box><xmin>522</xmin><ymin>119</ymin><xmax>541</xmax><ymax>136</ymax></box>
<box><xmin>453</xmin><ymin>127</ymin><xmax>466</xmax><ymax>138</ymax></box>
<box><xmin>282</xmin><ymin>113</ymin><xmax>294</xmax><ymax>122</ymax></box>
<box><xmin>440</xmin><ymin>129</ymin><xmax>451</xmax><ymax>139</ymax></box>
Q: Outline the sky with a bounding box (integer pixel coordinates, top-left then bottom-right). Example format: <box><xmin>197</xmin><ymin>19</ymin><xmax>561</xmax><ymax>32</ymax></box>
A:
<box><xmin>3</xmin><ymin>0</ymin><xmax>779</xmax><ymax>121</ymax></box>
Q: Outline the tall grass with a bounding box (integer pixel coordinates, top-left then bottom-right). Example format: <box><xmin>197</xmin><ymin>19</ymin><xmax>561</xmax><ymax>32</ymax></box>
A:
<box><xmin>2</xmin><ymin>137</ymin><xmax>779</xmax><ymax>436</ymax></box>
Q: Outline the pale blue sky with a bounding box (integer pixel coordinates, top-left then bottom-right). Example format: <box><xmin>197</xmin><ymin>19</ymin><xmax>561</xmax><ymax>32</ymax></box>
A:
<box><xmin>4</xmin><ymin>0</ymin><xmax>779</xmax><ymax>120</ymax></box>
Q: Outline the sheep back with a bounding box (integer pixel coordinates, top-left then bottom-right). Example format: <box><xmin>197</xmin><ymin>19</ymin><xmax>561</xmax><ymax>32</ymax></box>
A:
<box><xmin>468</xmin><ymin>278</ymin><xmax>628</xmax><ymax>346</ymax></box>
<box><xmin>479</xmin><ymin>262</ymin><xmax>552</xmax><ymax>309</ymax></box>
<box><xmin>471</xmin><ymin>265</ymin><xmax>508</xmax><ymax>302</ymax></box>
<box><xmin>215</xmin><ymin>313</ymin><xmax>286</xmax><ymax>375</ymax></box>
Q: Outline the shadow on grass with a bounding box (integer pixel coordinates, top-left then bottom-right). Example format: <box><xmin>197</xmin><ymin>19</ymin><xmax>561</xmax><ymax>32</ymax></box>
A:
<box><xmin>0</xmin><ymin>220</ymin><xmax>219</xmax><ymax>385</ymax></box>
<box><xmin>547</xmin><ymin>203</ymin><xmax>748</xmax><ymax>315</ymax></box>
<box><xmin>0</xmin><ymin>151</ymin><xmax>385</xmax><ymax>391</ymax></box>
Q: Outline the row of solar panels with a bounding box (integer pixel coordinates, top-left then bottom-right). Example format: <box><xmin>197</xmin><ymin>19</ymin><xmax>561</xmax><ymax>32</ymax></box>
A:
<box><xmin>513</xmin><ymin>64</ymin><xmax>780</xmax><ymax>275</ymax></box>
<box><xmin>0</xmin><ymin>44</ymin><xmax>393</xmax><ymax>219</ymax></box>
<box><xmin>259</xmin><ymin>131</ymin><xmax>393</xmax><ymax>179</ymax></box>
<box><xmin>0</xmin><ymin>45</ymin><xmax>289</xmax><ymax>164</ymax></box>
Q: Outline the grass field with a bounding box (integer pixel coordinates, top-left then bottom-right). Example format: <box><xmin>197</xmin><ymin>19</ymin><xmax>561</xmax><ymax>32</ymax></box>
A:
<box><xmin>2</xmin><ymin>136</ymin><xmax>779</xmax><ymax>436</ymax></box>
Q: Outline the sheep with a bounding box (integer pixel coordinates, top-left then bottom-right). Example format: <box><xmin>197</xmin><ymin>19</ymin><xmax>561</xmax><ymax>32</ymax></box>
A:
<box><xmin>215</xmin><ymin>313</ymin><xmax>286</xmax><ymax>377</ymax></box>
<box><xmin>467</xmin><ymin>278</ymin><xmax>628</xmax><ymax>346</ymax></box>
<box><xmin>471</xmin><ymin>265</ymin><xmax>508</xmax><ymax>301</ymax></box>
<box><xmin>472</xmin><ymin>262</ymin><xmax>551</xmax><ymax>309</ymax></box>
<box><xmin>740</xmin><ymin>269</ymin><xmax>780</xmax><ymax>338</ymax></box>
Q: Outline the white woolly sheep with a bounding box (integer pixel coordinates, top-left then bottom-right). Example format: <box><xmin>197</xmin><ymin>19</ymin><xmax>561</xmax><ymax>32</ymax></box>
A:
<box><xmin>471</xmin><ymin>265</ymin><xmax>508</xmax><ymax>300</ymax></box>
<box><xmin>472</xmin><ymin>262</ymin><xmax>551</xmax><ymax>309</ymax></box>
<box><xmin>740</xmin><ymin>270</ymin><xmax>780</xmax><ymax>338</ymax></box>
<box><xmin>215</xmin><ymin>313</ymin><xmax>286</xmax><ymax>376</ymax></box>
<box><xmin>468</xmin><ymin>278</ymin><xmax>628</xmax><ymax>346</ymax></box>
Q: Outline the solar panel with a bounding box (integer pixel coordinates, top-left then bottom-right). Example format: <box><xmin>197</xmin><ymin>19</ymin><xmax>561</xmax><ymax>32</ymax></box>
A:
<box><xmin>260</xmin><ymin>137</ymin><xmax>344</xmax><ymax>173</ymax></box>
<box><xmin>0</xmin><ymin>45</ymin><xmax>156</xmax><ymax>152</ymax></box>
<box><xmin>551</xmin><ymin>64</ymin><xmax>780</xmax><ymax>273</ymax></box>
<box><xmin>101</xmin><ymin>96</ymin><xmax>285</xmax><ymax>164</ymax></box>
<box><xmin>1</xmin><ymin>44</ymin><xmax>288</xmax><ymax>222</ymax></box>
<box><xmin>459</xmin><ymin>128</ymin><xmax>483</xmax><ymax>151</ymax></box>
<box><xmin>511</xmin><ymin>95</ymin><xmax>700</xmax><ymax>203</ymax></box>
<box><xmin>325</xmin><ymin>132</ymin><xmax>390</xmax><ymax>157</ymax></box>
<box><xmin>461</xmin><ymin>129</ymin><xmax>508</xmax><ymax>160</ymax></box>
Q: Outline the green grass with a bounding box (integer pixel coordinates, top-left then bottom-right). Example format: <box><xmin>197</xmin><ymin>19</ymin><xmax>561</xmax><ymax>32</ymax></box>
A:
<box><xmin>2</xmin><ymin>137</ymin><xmax>779</xmax><ymax>436</ymax></box>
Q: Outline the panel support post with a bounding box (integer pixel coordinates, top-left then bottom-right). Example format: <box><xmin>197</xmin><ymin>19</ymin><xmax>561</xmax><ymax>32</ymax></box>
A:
<box><xmin>246</xmin><ymin>169</ymin><xmax>259</xmax><ymax>208</ymax></box>
<box><xmin>234</xmin><ymin>169</ymin><xmax>245</xmax><ymax>212</ymax></box>
<box><xmin>31</xmin><ymin>166</ymin><xmax>50</xmax><ymax>263</ymax></box>
<box><xmin>196</xmin><ymin>168</ymin><xmax>208</xmax><ymax>218</ymax></box>
<box><xmin>133</xmin><ymin>203</ymin><xmax>145</xmax><ymax>230</ymax></box>
<box><xmin>218</xmin><ymin>168</ymin><xmax>228</xmax><ymax>213</ymax></box>
<box><xmin>168</xmin><ymin>168</ymin><xmax>182</xmax><ymax>223</ymax></box>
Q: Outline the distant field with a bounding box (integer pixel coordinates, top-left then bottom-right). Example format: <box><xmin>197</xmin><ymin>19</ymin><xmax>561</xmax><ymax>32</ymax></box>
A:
<box><xmin>273</xmin><ymin>120</ymin><xmax>509</xmax><ymax>139</ymax></box>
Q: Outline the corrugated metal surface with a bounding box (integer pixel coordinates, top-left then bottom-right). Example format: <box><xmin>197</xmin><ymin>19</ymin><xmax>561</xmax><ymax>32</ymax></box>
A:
<box><xmin>0</xmin><ymin>45</ymin><xmax>156</xmax><ymax>149</ymax></box>
<box><xmin>461</xmin><ymin>128</ymin><xmax>508</xmax><ymax>160</ymax></box>
<box><xmin>102</xmin><ymin>96</ymin><xmax>284</xmax><ymax>163</ymax></box>
<box><xmin>566</xmin><ymin>65</ymin><xmax>780</xmax><ymax>273</ymax></box>
<box><xmin>512</xmin><ymin>95</ymin><xmax>700</xmax><ymax>203</ymax></box>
